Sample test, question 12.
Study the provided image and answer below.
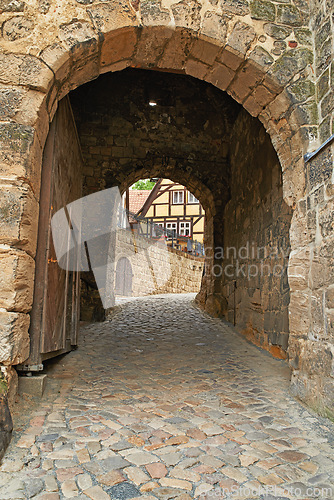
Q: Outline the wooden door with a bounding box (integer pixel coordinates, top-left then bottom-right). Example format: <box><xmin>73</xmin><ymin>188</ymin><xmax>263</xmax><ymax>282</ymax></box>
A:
<box><xmin>21</xmin><ymin>98</ymin><xmax>83</xmax><ymax>370</ymax></box>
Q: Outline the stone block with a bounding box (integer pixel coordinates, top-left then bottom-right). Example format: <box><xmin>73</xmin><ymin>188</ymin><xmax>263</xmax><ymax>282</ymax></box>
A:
<box><xmin>158</xmin><ymin>29</ymin><xmax>193</xmax><ymax>71</ymax></box>
<box><xmin>219</xmin><ymin>46</ymin><xmax>244</xmax><ymax>71</ymax></box>
<box><xmin>0</xmin><ymin>0</ymin><xmax>25</xmax><ymax>12</ymax></box>
<box><xmin>100</xmin><ymin>28</ymin><xmax>137</xmax><ymax>70</ymax></box>
<box><xmin>201</xmin><ymin>12</ymin><xmax>227</xmax><ymax>44</ymax></box>
<box><xmin>66</xmin><ymin>54</ymin><xmax>100</xmax><ymax>95</ymax></box>
<box><xmin>190</xmin><ymin>38</ymin><xmax>221</xmax><ymax>66</ymax></box>
<box><xmin>252</xmin><ymin>84</ymin><xmax>275</xmax><ymax>107</ymax></box>
<box><xmin>205</xmin><ymin>63</ymin><xmax>235</xmax><ymax>91</ymax></box>
<box><xmin>269</xmin><ymin>48</ymin><xmax>313</xmax><ymax>86</ymax></box>
<box><xmin>87</xmin><ymin>1</ymin><xmax>138</xmax><ymax>34</ymax></box>
<box><xmin>0</xmin><ymin>183</ymin><xmax>39</xmax><ymax>257</ymax></box>
<box><xmin>325</xmin><ymin>288</ymin><xmax>334</xmax><ymax>310</ymax></box>
<box><xmin>0</xmin><ymin>249</ymin><xmax>35</xmax><ymax>313</ymax></box>
<box><xmin>226</xmin><ymin>21</ymin><xmax>256</xmax><ymax>55</ymax></box>
<box><xmin>133</xmin><ymin>27</ymin><xmax>173</xmax><ymax>67</ymax></box>
<box><xmin>0</xmin><ymin>53</ymin><xmax>53</xmax><ymax>93</ymax></box>
<box><xmin>276</xmin><ymin>5</ymin><xmax>303</xmax><ymax>26</ymax></box>
<box><xmin>249</xmin><ymin>46</ymin><xmax>274</xmax><ymax>71</ymax></box>
<box><xmin>250</xmin><ymin>0</ymin><xmax>275</xmax><ymax>21</ymax></box>
<box><xmin>140</xmin><ymin>0</ymin><xmax>171</xmax><ymax>26</ymax></box>
<box><xmin>243</xmin><ymin>94</ymin><xmax>262</xmax><ymax>117</ymax></box>
<box><xmin>319</xmin><ymin>200</ymin><xmax>334</xmax><ymax>239</ymax></box>
<box><xmin>295</xmin><ymin>27</ymin><xmax>312</xmax><ymax>46</ymax></box>
<box><xmin>288</xmin><ymin>248</ymin><xmax>310</xmax><ymax>292</ymax></box>
<box><xmin>59</xmin><ymin>19</ymin><xmax>100</xmax><ymax>61</ymax></box>
<box><xmin>0</xmin><ymin>311</ymin><xmax>30</xmax><ymax>365</ymax></box>
<box><xmin>2</xmin><ymin>16</ymin><xmax>34</xmax><ymax>41</ymax></box>
<box><xmin>185</xmin><ymin>59</ymin><xmax>209</xmax><ymax>80</ymax></box>
<box><xmin>220</xmin><ymin>0</ymin><xmax>249</xmax><ymax>16</ymax></box>
<box><xmin>40</xmin><ymin>42</ymin><xmax>71</xmax><ymax>83</ymax></box>
<box><xmin>264</xmin><ymin>23</ymin><xmax>292</xmax><ymax>41</ymax></box>
<box><xmin>307</xmin><ymin>147</ymin><xmax>332</xmax><ymax>189</ymax></box>
<box><xmin>171</xmin><ymin>0</ymin><xmax>201</xmax><ymax>31</ymax></box>
<box><xmin>287</xmin><ymin>79</ymin><xmax>315</xmax><ymax>104</ymax></box>
<box><xmin>1</xmin><ymin>366</ymin><xmax>18</xmax><ymax>410</ymax></box>
<box><xmin>228</xmin><ymin>62</ymin><xmax>263</xmax><ymax>102</ymax></box>
<box><xmin>18</xmin><ymin>374</ymin><xmax>47</xmax><ymax>398</ymax></box>
<box><xmin>288</xmin><ymin>290</ymin><xmax>310</xmax><ymax>339</ymax></box>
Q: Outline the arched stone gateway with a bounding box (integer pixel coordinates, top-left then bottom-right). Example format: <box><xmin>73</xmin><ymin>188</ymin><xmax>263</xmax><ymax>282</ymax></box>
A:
<box><xmin>0</xmin><ymin>0</ymin><xmax>333</xmax><ymax>438</ymax></box>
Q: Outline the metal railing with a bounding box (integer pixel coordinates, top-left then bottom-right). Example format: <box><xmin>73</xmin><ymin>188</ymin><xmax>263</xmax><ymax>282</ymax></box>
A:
<box><xmin>118</xmin><ymin>208</ymin><xmax>205</xmax><ymax>257</ymax></box>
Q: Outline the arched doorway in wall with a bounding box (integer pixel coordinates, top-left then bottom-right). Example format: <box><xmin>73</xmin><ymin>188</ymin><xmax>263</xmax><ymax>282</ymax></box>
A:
<box><xmin>115</xmin><ymin>257</ymin><xmax>133</xmax><ymax>297</ymax></box>
<box><xmin>0</xmin><ymin>0</ymin><xmax>326</xmax><ymax>430</ymax></box>
<box><xmin>24</xmin><ymin>67</ymin><xmax>293</xmax><ymax>371</ymax></box>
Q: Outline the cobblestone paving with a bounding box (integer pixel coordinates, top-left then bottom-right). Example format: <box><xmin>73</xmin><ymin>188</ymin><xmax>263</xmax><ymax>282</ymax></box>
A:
<box><xmin>1</xmin><ymin>294</ymin><xmax>334</xmax><ymax>500</ymax></box>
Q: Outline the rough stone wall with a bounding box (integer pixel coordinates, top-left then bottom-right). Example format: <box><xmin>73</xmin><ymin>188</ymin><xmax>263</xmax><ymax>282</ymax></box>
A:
<box><xmin>115</xmin><ymin>230</ymin><xmax>204</xmax><ymax>297</ymax></box>
<box><xmin>286</xmin><ymin>0</ymin><xmax>334</xmax><ymax>417</ymax></box>
<box><xmin>222</xmin><ymin>110</ymin><xmax>292</xmax><ymax>358</ymax></box>
<box><xmin>0</xmin><ymin>0</ymin><xmax>333</xmax><ymax>420</ymax></box>
<box><xmin>310</xmin><ymin>0</ymin><xmax>333</xmax><ymax>143</ymax></box>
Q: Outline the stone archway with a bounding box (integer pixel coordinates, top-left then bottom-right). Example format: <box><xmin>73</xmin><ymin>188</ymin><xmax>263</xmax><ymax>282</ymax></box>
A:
<box><xmin>1</xmin><ymin>0</ymin><xmax>332</xmax><ymax>418</ymax></box>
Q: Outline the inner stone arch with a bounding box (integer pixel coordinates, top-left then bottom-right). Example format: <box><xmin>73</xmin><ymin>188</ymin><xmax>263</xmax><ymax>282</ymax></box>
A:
<box><xmin>62</xmin><ymin>67</ymin><xmax>292</xmax><ymax>356</ymax></box>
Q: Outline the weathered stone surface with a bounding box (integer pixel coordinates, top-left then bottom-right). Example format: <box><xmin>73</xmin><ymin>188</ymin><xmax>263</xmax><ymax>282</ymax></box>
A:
<box><xmin>0</xmin><ymin>53</ymin><xmax>53</xmax><ymax>92</ymax></box>
<box><xmin>307</xmin><ymin>147</ymin><xmax>332</xmax><ymax>189</ymax></box>
<box><xmin>287</xmin><ymin>79</ymin><xmax>315</xmax><ymax>103</ymax></box>
<box><xmin>264</xmin><ymin>23</ymin><xmax>292</xmax><ymax>40</ymax></box>
<box><xmin>59</xmin><ymin>19</ymin><xmax>99</xmax><ymax>53</ymax></box>
<box><xmin>38</xmin><ymin>0</ymin><xmax>50</xmax><ymax>14</ymax></box>
<box><xmin>0</xmin><ymin>183</ymin><xmax>39</xmax><ymax>256</ymax></box>
<box><xmin>295</xmin><ymin>27</ymin><xmax>312</xmax><ymax>46</ymax></box>
<box><xmin>100</xmin><ymin>28</ymin><xmax>137</xmax><ymax>70</ymax></box>
<box><xmin>201</xmin><ymin>11</ymin><xmax>227</xmax><ymax>43</ymax></box>
<box><xmin>0</xmin><ymin>391</ymin><xmax>13</xmax><ymax>461</ymax></box>
<box><xmin>220</xmin><ymin>0</ymin><xmax>249</xmax><ymax>16</ymax></box>
<box><xmin>0</xmin><ymin>311</ymin><xmax>30</xmax><ymax>365</ymax></box>
<box><xmin>87</xmin><ymin>1</ymin><xmax>138</xmax><ymax>34</ymax></box>
<box><xmin>270</xmin><ymin>48</ymin><xmax>313</xmax><ymax>85</ymax></box>
<box><xmin>277</xmin><ymin>4</ymin><xmax>303</xmax><ymax>26</ymax></box>
<box><xmin>0</xmin><ymin>249</ymin><xmax>34</xmax><ymax>313</ymax></box>
<box><xmin>316</xmin><ymin>69</ymin><xmax>329</xmax><ymax>102</ymax></box>
<box><xmin>171</xmin><ymin>0</ymin><xmax>201</xmax><ymax>30</ymax></box>
<box><xmin>140</xmin><ymin>0</ymin><xmax>171</xmax><ymax>26</ymax></box>
<box><xmin>249</xmin><ymin>46</ymin><xmax>274</xmax><ymax>69</ymax></box>
<box><xmin>0</xmin><ymin>122</ymin><xmax>34</xmax><ymax>165</ymax></box>
<box><xmin>250</xmin><ymin>0</ymin><xmax>275</xmax><ymax>21</ymax></box>
<box><xmin>226</xmin><ymin>21</ymin><xmax>256</xmax><ymax>55</ymax></box>
<box><xmin>0</xmin><ymin>0</ymin><xmax>24</xmax><ymax>13</ymax></box>
<box><xmin>0</xmin><ymin>85</ymin><xmax>23</xmax><ymax>120</ymax></box>
<box><xmin>2</xmin><ymin>16</ymin><xmax>34</xmax><ymax>41</ymax></box>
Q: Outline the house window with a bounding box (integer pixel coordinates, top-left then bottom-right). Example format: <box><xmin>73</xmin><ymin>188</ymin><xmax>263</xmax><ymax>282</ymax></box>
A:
<box><xmin>188</xmin><ymin>192</ymin><xmax>199</xmax><ymax>204</ymax></box>
<box><xmin>152</xmin><ymin>222</ymin><xmax>164</xmax><ymax>237</ymax></box>
<box><xmin>166</xmin><ymin>222</ymin><xmax>177</xmax><ymax>239</ymax></box>
<box><xmin>179</xmin><ymin>221</ymin><xmax>191</xmax><ymax>237</ymax></box>
<box><xmin>172</xmin><ymin>190</ymin><xmax>184</xmax><ymax>204</ymax></box>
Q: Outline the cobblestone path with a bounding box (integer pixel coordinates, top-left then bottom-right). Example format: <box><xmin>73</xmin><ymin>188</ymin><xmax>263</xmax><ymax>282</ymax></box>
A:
<box><xmin>1</xmin><ymin>294</ymin><xmax>334</xmax><ymax>500</ymax></box>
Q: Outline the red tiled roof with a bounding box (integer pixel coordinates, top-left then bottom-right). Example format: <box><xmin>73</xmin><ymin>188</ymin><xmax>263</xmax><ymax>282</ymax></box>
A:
<box><xmin>128</xmin><ymin>190</ymin><xmax>152</xmax><ymax>214</ymax></box>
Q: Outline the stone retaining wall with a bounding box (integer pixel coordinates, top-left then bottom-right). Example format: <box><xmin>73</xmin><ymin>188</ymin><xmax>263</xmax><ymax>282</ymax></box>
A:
<box><xmin>116</xmin><ymin>229</ymin><xmax>204</xmax><ymax>298</ymax></box>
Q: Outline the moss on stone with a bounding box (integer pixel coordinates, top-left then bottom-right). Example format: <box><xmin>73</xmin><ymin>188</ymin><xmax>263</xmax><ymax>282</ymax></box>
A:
<box><xmin>295</xmin><ymin>27</ymin><xmax>312</xmax><ymax>46</ymax></box>
<box><xmin>287</xmin><ymin>79</ymin><xmax>315</xmax><ymax>103</ymax></box>
<box><xmin>250</xmin><ymin>0</ymin><xmax>275</xmax><ymax>22</ymax></box>
<box><xmin>277</xmin><ymin>4</ymin><xmax>302</xmax><ymax>26</ymax></box>
<box><xmin>270</xmin><ymin>48</ymin><xmax>313</xmax><ymax>85</ymax></box>
<box><xmin>264</xmin><ymin>23</ymin><xmax>291</xmax><ymax>40</ymax></box>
